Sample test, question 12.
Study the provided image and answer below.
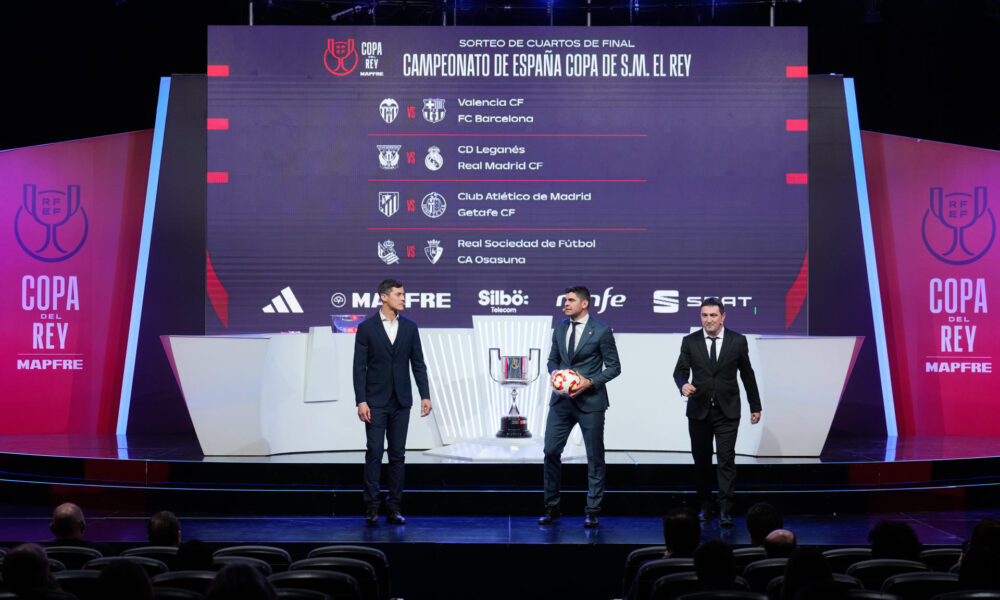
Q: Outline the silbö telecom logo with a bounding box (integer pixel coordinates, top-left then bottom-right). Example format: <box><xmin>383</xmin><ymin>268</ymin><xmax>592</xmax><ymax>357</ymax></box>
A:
<box><xmin>15</xmin><ymin>184</ymin><xmax>88</xmax><ymax>262</ymax></box>
<box><xmin>922</xmin><ymin>187</ymin><xmax>995</xmax><ymax>265</ymax></box>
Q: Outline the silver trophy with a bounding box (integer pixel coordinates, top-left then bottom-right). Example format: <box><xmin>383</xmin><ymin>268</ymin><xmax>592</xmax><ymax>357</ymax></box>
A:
<box><xmin>488</xmin><ymin>347</ymin><xmax>541</xmax><ymax>438</ymax></box>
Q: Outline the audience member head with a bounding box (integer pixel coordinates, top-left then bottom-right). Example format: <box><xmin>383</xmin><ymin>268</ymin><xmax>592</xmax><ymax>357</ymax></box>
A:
<box><xmin>147</xmin><ymin>510</ymin><xmax>182</xmax><ymax>547</ymax></box>
<box><xmin>204</xmin><ymin>562</ymin><xmax>277</xmax><ymax>600</ymax></box>
<box><xmin>50</xmin><ymin>502</ymin><xmax>86</xmax><ymax>541</ymax></box>
<box><xmin>868</xmin><ymin>520</ymin><xmax>922</xmax><ymax>561</ymax></box>
<box><xmin>1</xmin><ymin>543</ymin><xmax>56</xmax><ymax>594</ymax></box>
<box><xmin>764</xmin><ymin>528</ymin><xmax>798</xmax><ymax>558</ymax></box>
<box><xmin>746</xmin><ymin>502</ymin><xmax>783</xmax><ymax>546</ymax></box>
<box><xmin>969</xmin><ymin>518</ymin><xmax>1000</xmax><ymax>555</ymax></box>
<box><xmin>175</xmin><ymin>539</ymin><xmax>214</xmax><ymax>571</ymax></box>
<box><xmin>662</xmin><ymin>506</ymin><xmax>701</xmax><ymax>558</ymax></box>
<box><xmin>959</xmin><ymin>546</ymin><xmax>1000</xmax><ymax>590</ymax></box>
<box><xmin>97</xmin><ymin>558</ymin><xmax>154</xmax><ymax>600</ymax></box>
<box><xmin>781</xmin><ymin>547</ymin><xmax>832</xmax><ymax>600</ymax></box>
<box><xmin>694</xmin><ymin>539</ymin><xmax>735</xmax><ymax>591</ymax></box>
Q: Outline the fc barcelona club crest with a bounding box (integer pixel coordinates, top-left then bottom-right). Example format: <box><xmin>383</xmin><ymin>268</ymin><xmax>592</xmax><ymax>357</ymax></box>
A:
<box><xmin>425</xmin><ymin>239</ymin><xmax>443</xmax><ymax>264</ymax></box>
<box><xmin>422</xmin><ymin>98</ymin><xmax>446</xmax><ymax>124</ymax></box>
<box><xmin>379</xmin><ymin>191</ymin><xmax>399</xmax><ymax>217</ymax></box>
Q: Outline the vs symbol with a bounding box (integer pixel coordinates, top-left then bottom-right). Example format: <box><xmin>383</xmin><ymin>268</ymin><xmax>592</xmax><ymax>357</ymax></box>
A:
<box><xmin>324</xmin><ymin>39</ymin><xmax>358</xmax><ymax>76</ymax></box>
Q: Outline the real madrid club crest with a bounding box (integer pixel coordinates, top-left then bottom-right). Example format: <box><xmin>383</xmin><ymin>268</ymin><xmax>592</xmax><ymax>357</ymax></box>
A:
<box><xmin>421</xmin><ymin>192</ymin><xmax>447</xmax><ymax>218</ymax></box>
<box><xmin>422</xmin><ymin>98</ymin><xmax>446</xmax><ymax>123</ymax></box>
<box><xmin>425</xmin><ymin>239</ymin><xmax>443</xmax><ymax>264</ymax></box>
<box><xmin>379</xmin><ymin>98</ymin><xmax>399</xmax><ymax>124</ymax></box>
<box><xmin>425</xmin><ymin>146</ymin><xmax>443</xmax><ymax>171</ymax></box>
<box><xmin>378</xmin><ymin>191</ymin><xmax>399</xmax><ymax>217</ymax></box>
<box><xmin>377</xmin><ymin>239</ymin><xmax>400</xmax><ymax>265</ymax></box>
<box><xmin>377</xmin><ymin>144</ymin><xmax>401</xmax><ymax>170</ymax></box>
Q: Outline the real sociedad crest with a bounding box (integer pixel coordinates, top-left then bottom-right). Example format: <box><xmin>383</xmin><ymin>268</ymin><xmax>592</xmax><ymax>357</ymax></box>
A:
<box><xmin>377</xmin><ymin>145</ymin><xmax>401</xmax><ymax>170</ymax></box>
<box><xmin>422</xmin><ymin>98</ymin><xmax>446</xmax><ymax>123</ymax></box>
<box><xmin>379</xmin><ymin>98</ymin><xmax>398</xmax><ymax>124</ymax></box>
<box><xmin>425</xmin><ymin>239</ymin><xmax>443</xmax><ymax>264</ymax></box>
<box><xmin>379</xmin><ymin>191</ymin><xmax>399</xmax><ymax>217</ymax></box>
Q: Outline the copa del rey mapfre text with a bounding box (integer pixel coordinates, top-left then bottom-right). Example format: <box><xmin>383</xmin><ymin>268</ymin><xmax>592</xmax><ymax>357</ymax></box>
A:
<box><xmin>18</xmin><ymin>275</ymin><xmax>83</xmax><ymax>371</ymax></box>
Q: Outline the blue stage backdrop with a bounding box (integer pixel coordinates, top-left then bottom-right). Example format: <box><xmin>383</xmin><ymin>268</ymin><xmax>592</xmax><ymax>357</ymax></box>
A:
<box><xmin>206</xmin><ymin>26</ymin><xmax>808</xmax><ymax>334</ymax></box>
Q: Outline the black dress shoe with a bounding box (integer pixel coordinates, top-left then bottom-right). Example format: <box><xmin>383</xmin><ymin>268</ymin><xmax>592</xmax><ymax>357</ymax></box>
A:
<box><xmin>386</xmin><ymin>511</ymin><xmax>406</xmax><ymax>525</ymax></box>
<box><xmin>719</xmin><ymin>511</ymin><xmax>734</xmax><ymax>527</ymax></box>
<box><xmin>584</xmin><ymin>514</ymin><xmax>600</xmax><ymax>528</ymax></box>
<box><xmin>538</xmin><ymin>507</ymin><xmax>562</xmax><ymax>525</ymax></box>
<box><xmin>364</xmin><ymin>508</ymin><xmax>379</xmax><ymax>526</ymax></box>
<box><xmin>698</xmin><ymin>503</ymin><xmax>715</xmax><ymax>522</ymax></box>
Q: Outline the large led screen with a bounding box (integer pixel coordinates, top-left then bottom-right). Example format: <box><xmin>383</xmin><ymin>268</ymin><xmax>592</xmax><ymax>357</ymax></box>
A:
<box><xmin>207</xmin><ymin>26</ymin><xmax>808</xmax><ymax>333</ymax></box>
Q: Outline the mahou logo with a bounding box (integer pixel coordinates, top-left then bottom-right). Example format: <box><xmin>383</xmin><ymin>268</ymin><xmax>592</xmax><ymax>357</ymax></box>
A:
<box><xmin>324</xmin><ymin>39</ymin><xmax>358</xmax><ymax>76</ymax></box>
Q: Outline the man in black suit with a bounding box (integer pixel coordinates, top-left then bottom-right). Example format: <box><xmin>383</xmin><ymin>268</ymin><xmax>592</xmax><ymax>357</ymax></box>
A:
<box><xmin>673</xmin><ymin>297</ymin><xmax>761</xmax><ymax>527</ymax></box>
<box><xmin>539</xmin><ymin>286</ymin><xmax>621</xmax><ymax>528</ymax></box>
<box><xmin>353</xmin><ymin>279</ymin><xmax>432</xmax><ymax>525</ymax></box>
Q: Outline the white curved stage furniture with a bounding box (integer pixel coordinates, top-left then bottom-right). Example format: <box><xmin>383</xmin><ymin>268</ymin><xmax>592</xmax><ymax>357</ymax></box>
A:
<box><xmin>162</xmin><ymin>320</ymin><xmax>862</xmax><ymax>459</ymax></box>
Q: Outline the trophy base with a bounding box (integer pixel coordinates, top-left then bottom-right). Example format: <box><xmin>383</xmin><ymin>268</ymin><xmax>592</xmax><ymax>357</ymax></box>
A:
<box><xmin>496</xmin><ymin>415</ymin><xmax>532</xmax><ymax>438</ymax></box>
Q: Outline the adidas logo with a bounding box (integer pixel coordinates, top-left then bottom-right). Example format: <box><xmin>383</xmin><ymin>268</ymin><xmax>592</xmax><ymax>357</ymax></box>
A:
<box><xmin>262</xmin><ymin>287</ymin><xmax>304</xmax><ymax>314</ymax></box>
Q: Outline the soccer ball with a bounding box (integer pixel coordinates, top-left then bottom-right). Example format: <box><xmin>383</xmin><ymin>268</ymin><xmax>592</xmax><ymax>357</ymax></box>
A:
<box><xmin>551</xmin><ymin>369</ymin><xmax>584</xmax><ymax>397</ymax></box>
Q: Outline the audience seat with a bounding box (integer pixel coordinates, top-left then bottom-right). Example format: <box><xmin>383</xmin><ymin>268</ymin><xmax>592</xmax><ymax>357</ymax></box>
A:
<box><xmin>214</xmin><ymin>545</ymin><xmax>292</xmax><ymax>573</ymax></box>
<box><xmin>0</xmin><ymin>591</ymin><xmax>77</xmax><ymax>600</ymax></box>
<box><xmin>44</xmin><ymin>547</ymin><xmax>103</xmax><ymax>570</ymax></box>
<box><xmin>269</xmin><ymin>570</ymin><xmax>362</xmax><ymax>600</ymax></box>
<box><xmin>306</xmin><ymin>545</ymin><xmax>390</xmax><ymax>600</ymax></box>
<box><xmin>627</xmin><ymin>558</ymin><xmax>696</xmax><ymax>600</ymax></box>
<box><xmin>212</xmin><ymin>555</ymin><xmax>273</xmax><ymax>576</ymax></box>
<box><xmin>881</xmin><ymin>572</ymin><xmax>960</xmax><ymax>600</ymax></box>
<box><xmin>733</xmin><ymin>548</ymin><xmax>768</xmax><ymax>572</ymax></box>
<box><xmin>742</xmin><ymin>558</ymin><xmax>788</xmax><ymax>593</ymax></box>
<box><xmin>649</xmin><ymin>571</ymin><xmax>701</xmax><ymax>600</ymax></box>
<box><xmin>52</xmin><ymin>569</ymin><xmax>100</xmax><ymax>600</ymax></box>
<box><xmin>920</xmin><ymin>548</ymin><xmax>963</xmax><ymax>572</ymax></box>
<box><xmin>766</xmin><ymin>572</ymin><xmax>863</xmax><ymax>599</ymax></box>
<box><xmin>290</xmin><ymin>558</ymin><xmax>378</xmax><ymax>600</ymax></box>
<box><xmin>0</xmin><ymin>557</ymin><xmax>65</xmax><ymax>573</ymax></box>
<box><xmin>824</xmin><ymin>548</ymin><xmax>874</xmax><ymax>573</ymax></box>
<box><xmin>85</xmin><ymin>556</ymin><xmax>169</xmax><ymax>577</ymax></box>
<box><xmin>622</xmin><ymin>546</ymin><xmax>668</xmax><ymax>596</ymax></box>
<box><xmin>931</xmin><ymin>592</ymin><xmax>1000</xmax><ymax>600</ymax></box>
<box><xmin>676</xmin><ymin>591</ymin><xmax>767</xmax><ymax>600</ymax></box>
<box><xmin>151</xmin><ymin>571</ymin><xmax>218</xmax><ymax>594</ymax></box>
<box><xmin>153</xmin><ymin>588</ymin><xmax>204</xmax><ymax>600</ymax></box>
<box><xmin>845</xmin><ymin>591</ymin><xmax>903</xmax><ymax>600</ymax></box>
<box><xmin>276</xmin><ymin>589</ymin><xmax>334</xmax><ymax>600</ymax></box>
<box><xmin>846</xmin><ymin>559</ymin><xmax>928</xmax><ymax>591</ymax></box>
<box><xmin>122</xmin><ymin>546</ymin><xmax>179</xmax><ymax>569</ymax></box>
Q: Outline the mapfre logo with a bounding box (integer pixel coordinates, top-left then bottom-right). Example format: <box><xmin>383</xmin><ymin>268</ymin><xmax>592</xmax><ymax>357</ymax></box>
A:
<box><xmin>554</xmin><ymin>286</ymin><xmax>626</xmax><ymax>315</ymax></box>
<box><xmin>332</xmin><ymin>291</ymin><xmax>452</xmax><ymax>309</ymax></box>
<box><xmin>323</xmin><ymin>39</ymin><xmax>358</xmax><ymax>76</ymax></box>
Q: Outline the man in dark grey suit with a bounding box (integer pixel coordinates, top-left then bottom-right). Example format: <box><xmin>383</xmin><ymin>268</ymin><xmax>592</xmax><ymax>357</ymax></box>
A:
<box><xmin>353</xmin><ymin>279</ymin><xmax>432</xmax><ymax>526</ymax></box>
<box><xmin>673</xmin><ymin>297</ymin><xmax>761</xmax><ymax>527</ymax></box>
<box><xmin>539</xmin><ymin>286</ymin><xmax>622</xmax><ymax>528</ymax></box>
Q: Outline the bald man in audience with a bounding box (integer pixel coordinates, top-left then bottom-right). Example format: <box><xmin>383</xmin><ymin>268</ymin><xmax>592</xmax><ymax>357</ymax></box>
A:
<box><xmin>764</xmin><ymin>529</ymin><xmax>798</xmax><ymax>558</ymax></box>
<box><xmin>47</xmin><ymin>502</ymin><xmax>109</xmax><ymax>553</ymax></box>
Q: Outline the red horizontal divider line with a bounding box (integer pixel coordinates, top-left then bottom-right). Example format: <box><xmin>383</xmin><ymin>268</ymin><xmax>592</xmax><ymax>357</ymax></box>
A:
<box><xmin>368</xmin><ymin>227</ymin><xmax>648</xmax><ymax>231</ymax></box>
<box><xmin>786</xmin><ymin>172</ymin><xmax>808</xmax><ymax>185</ymax></box>
<box><xmin>367</xmin><ymin>133</ymin><xmax>648</xmax><ymax>137</ymax></box>
<box><xmin>207</xmin><ymin>171</ymin><xmax>229</xmax><ymax>184</ymax></box>
<box><xmin>207</xmin><ymin>65</ymin><xmax>230</xmax><ymax>77</ymax></box>
<box><xmin>207</xmin><ymin>118</ymin><xmax>230</xmax><ymax>130</ymax></box>
<box><xmin>368</xmin><ymin>179</ymin><xmax>647</xmax><ymax>182</ymax></box>
<box><xmin>785</xmin><ymin>119</ymin><xmax>808</xmax><ymax>131</ymax></box>
<box><xmin>786</xmin><ymin>65</ymin><xmax>808</xmax><ymax>78</ymax></box>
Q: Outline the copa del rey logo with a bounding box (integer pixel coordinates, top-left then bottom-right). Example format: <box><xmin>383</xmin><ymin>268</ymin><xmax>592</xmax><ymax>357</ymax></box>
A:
<box><xmin>323</xmin><ymin>39</ymin><xmax>358</xmax><ymax>76</ymax></box>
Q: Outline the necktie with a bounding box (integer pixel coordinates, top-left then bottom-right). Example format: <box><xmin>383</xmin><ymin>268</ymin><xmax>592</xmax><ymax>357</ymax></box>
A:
<box><xmin>568</xmin><ymin>322</ymin><xmax>579</xmax><ymax>359</ymax></box>
<box><xmin>709</xmin><ymin>336</ymin><xmax>718</xmax><ymax>364</ymax></box>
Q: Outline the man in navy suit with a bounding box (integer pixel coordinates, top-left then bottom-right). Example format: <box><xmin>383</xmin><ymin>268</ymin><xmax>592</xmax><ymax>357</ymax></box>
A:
<box><xmin>539</xmin><ymin>286</ymin><xmax>621</xmax><ymax>528</ymax></box>
<box><xmin>673</xmin><ymin>298</ymin><xmax>761</xmax><ymax>527</ymax></box>
<box><xmin>353</xmin><ymin>279</ymin><xmax>432</xmax><ymax>525</ymax></box>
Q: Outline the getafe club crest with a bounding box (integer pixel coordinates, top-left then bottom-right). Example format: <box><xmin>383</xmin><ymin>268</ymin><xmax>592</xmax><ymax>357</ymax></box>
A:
<box><xmin>425</xmin><ymin>146</ymin><xmax>443</xmax><ymax>171</ymax></box>
<box><xmin>377</xmin><ymin>144</ymin><xmax>401</xmax><ymax>170</ymax></box>
<box><xmin>421</xmin><ymin>192</ymin><xmax>447</xmax><ymax>218</ymax></box>
<box><xmin>379</xmin><ymin>191</ymin><xmax>399</xmax><ymax>217</ymax></box>
<box><xmin>422</xmin><ymin>98</ymin><xmax>446</xmax><ymax>123</ymax></box>
<box><xmin>425</xmin><ymin>239</ymin><xmax>443</xmax><ymax>264</ymax></box>
<box><xmin>379</xmin><ymin>98</ymin><xmax>399</xmax><ymax>124</ymax></box>
<box><xmin>378</xmin><ymin>239</ymin><xmax>400</xmax><ymax>265</ymax></box>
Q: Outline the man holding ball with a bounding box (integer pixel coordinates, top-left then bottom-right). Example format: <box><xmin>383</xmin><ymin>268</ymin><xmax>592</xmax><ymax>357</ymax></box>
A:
<box><xmin>540</xmin><ymin>286</ymin><xmax>622</xmax><ymax>528</ymax></box>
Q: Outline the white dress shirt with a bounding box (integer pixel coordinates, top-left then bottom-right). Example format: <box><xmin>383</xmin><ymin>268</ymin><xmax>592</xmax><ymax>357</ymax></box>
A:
<box><xmin>568</xmin><ymin>313</ymin><xmax>589</xmax><ymax>354</ymax></box>
<box><xmin>381</xmin><ymin>311</ymin><xmax>399</xmax><ymax>344</ymax></box>
<box><xmin>704</xmin><ymin>326</ymin><xmax>724</xmax><ymax>357</ymax></box>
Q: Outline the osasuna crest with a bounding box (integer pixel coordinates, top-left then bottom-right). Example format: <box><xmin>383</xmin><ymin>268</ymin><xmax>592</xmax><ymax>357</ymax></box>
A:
<box><xmin>425</xmin><ymin>239</ymin><xmax>443</xmax><ymax>264</ymax></box>
<box><xmin>378</xmin><ymin>239</ymin><xmax>399</xmax><ymax>265</ymax></box>
<box><xmin>422</xmin><ymin>98</ymin><xmax>446</xmax><ymax>123</ymax></box>
<box><xmin>425</xmin><ymin>146</ymin><xmax>443</xmax><ymax>171</ymax></box>
<box><xmin>379</xmin><ymin>98</ymin><xmax>399</xmax><ymax>124</ymax></box>
<box><xmin>421</xmin><ymin>192</ymin><xmax>447</xmax><ymax>218</ymax></box>
<box><xmin>377</xmin><ymin>144</ymin><xmax>401</xmax><ymax>170</ymax></box>
<box><xmin>379</xmin><ymin>191</ymin><xmax>399</xmax><ymax>217</ymax></box>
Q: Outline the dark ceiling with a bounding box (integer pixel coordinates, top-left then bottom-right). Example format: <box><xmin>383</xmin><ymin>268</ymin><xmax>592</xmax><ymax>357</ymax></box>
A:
<box><xmin>1</xmin><ymin>0</ymin><xmax>998</xmax><ymax>151</ymax></box>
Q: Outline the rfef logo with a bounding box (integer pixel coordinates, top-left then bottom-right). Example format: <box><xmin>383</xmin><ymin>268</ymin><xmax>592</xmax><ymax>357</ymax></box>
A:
<box><xmin>15</xmin><ymin>184</ymin><xmax>88</xmax><ymax>262</ymax></box>
<box><xmin>922</xmin><ymin>187</ymin><xmax>994</xmax><ymax>265</ymax></box>
<box><xmin>324</xmin><ymin>39</ymin><xmax>358</xmax><ymax>76</ymax></box>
